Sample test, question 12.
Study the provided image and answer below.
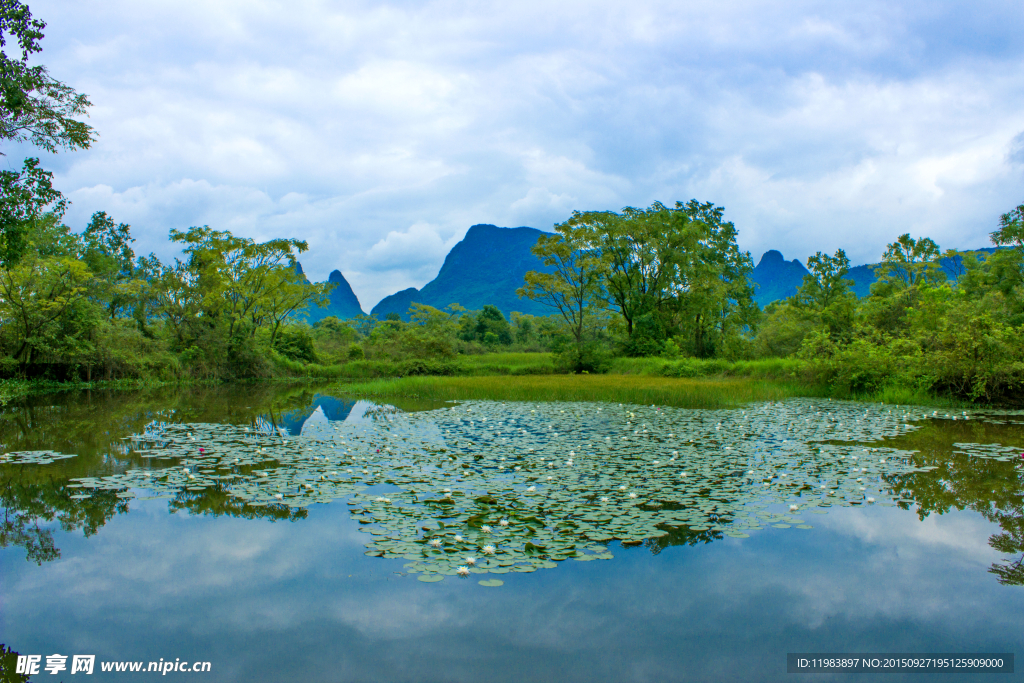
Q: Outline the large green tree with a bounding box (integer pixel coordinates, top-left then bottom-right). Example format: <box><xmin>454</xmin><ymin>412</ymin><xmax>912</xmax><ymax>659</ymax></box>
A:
<box><xmin>0</xmin><ymin>1</ymin><xmax>94</xmax><ymax>271</ymax></box>
<box><xmin>160</xmin><ymin>227</ymin><xmax>332</xmax><ymax>348</ymax></box>
<box><xmin>518</xmin><ymin>221</ymin><xmax>606</xmax><ymax>371</ymax></box>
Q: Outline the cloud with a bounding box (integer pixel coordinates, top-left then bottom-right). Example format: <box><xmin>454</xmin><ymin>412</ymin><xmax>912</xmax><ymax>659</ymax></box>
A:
<box><xmin>19</xmin><ymin>0</ymin><xmax>1024</xmax><ymax>307</ymax></box>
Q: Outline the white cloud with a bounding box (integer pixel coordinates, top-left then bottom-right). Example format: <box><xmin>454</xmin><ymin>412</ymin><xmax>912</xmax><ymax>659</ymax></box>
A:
<box><xmin>18</xmin><ymin>0</ymin><xmax>1024</xmax><ymax>307</ymax></box>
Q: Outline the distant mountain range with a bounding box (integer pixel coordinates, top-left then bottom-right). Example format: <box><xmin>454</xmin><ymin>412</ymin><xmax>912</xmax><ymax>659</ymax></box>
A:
<box><xmin>750</xmin><ymin>248</ymin><xmax>999</xmax><ymax>307</ymax></box>
<box><xmin>370</xmin><ymin>224</ymin><xmax>555</xmax><ymax>320</ymax></box>
<box><xmin>295</xmin><ymin>265</ymin><xmax>366</xmax><ymax>322</ymax></box>
<box><xmin>296</xmin><ymin>226</ymin><xmax>998</xmax><ymax>322</ymax></box>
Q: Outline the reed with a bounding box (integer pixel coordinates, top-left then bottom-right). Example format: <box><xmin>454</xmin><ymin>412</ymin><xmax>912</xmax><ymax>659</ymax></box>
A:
<box><xmin>336</xmin><ymin>374</ymin><xmax>821</xmax><ymax>409</ymax></box>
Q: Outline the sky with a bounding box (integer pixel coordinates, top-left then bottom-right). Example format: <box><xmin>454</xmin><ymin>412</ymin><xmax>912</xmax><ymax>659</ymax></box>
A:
<box><xmin>11</xmin><ymin>0</ymin><xmax>1024</xmax><ymax>308</ymax></box>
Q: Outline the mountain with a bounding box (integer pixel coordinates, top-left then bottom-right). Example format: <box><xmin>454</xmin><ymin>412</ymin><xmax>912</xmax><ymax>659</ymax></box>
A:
<box><xmin>371</xmin><ymin>224</ymin><xmax>554</xmax><ymax>320</ymax></box>
<box><xmin>750</xmin><ymin>250</ymin><xmax>808</xmax><ymax>307</ymax></box>
<box><xmin>751</xmin><ymin>247</ymin><xmax>1004</xmax><ymax>306</ymax></box>
<box><xmin>295</xmin><ymin>265</ymin><xmax>365</xmax><ymax>322</ymax></box>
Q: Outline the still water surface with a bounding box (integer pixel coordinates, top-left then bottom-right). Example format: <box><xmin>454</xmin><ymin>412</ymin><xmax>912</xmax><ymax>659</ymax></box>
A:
<box><xmin>1</xmin><ymin>384</ymin><xmax>1023</xmax><ymax>681</ymax></box>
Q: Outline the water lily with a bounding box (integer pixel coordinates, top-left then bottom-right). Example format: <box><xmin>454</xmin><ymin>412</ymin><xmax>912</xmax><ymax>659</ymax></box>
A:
<box><xmin>499</xmin><ymin>519</ymin><xmax>509</xmax><ymax>527</ymax></box>
<box><xmin>789</xmin><ymin>504</ymin><xmax>799</xmax><ymax>511</ymax></box>
<box><xmin>454</xmin><ymin>535</ymin><xmax>464</xmax><ymax>543</ymax></box>
<box><xmin>429</xmin><ymin>538</ymin><xmax>442</xmax><ymax>548</ymax></box>
<box><xmin>527</xmin><ymin>486</ymin><xmax>536</xmax><ymax>492</ymax></box>
<box><xmin>481</xmin><ymin>525</ymin><xmax>492</xmax><ymax>533</ymax></box>
<box><xmin>482</xmin><ymin>545</ymin><xmax>496</xmax><ymax>555</ymax></box>
<box><xmin>456</xmin><ymin>566</ymin><xmax>470</xmax><ymax>577</ymax></box>
<box><xmin>628</xmin><ymin>492</ymin><xmax>638</xmax><ymax>499</ymax></box>
<box><xmin>466</xmin><ymin>556</ymin><xmax>476</xmax><ymax>565</ymax></box>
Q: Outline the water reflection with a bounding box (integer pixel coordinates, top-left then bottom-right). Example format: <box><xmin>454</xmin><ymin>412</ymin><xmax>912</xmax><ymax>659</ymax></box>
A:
<box><xmin>2</xmin><ymin>389</ymin><xmax>1024</xmax><ymax>682</ymax></box>
<box><xmin>881</xmin><ymin>420</ymin><xmax>1024</xmax><ymax>585</ymax></box>
<box><xmin>1</xmin><ymin>389</ymin><xmax>1022</xmax><ymax>588</ymax></box>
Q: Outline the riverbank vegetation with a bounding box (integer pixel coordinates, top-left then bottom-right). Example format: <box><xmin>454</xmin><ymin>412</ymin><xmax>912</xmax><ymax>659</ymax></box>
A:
<box><xmin>0</xmin><ymin>0</ymin><xmax>1020</xmax><ymax>406</ymax></box>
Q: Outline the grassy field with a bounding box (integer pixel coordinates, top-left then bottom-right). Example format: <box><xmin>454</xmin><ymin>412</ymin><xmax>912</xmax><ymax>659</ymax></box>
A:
<box><xmin>607</xmin><ymin>356</ymin><xmax>809</xmax><ymax>379</ymax></box>
<box><xmin>1</xmin><ymin>351</ymin><xmax>965</xmax><ymax>409</ymax></box>
<box><xmin>335</xmin><ymin>374</ymin><xmax>823</xmax><ymax>409</ymax></box>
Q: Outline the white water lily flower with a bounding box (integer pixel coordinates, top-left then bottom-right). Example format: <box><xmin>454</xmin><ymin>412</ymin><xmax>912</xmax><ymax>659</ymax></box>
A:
<box><xmin>619</xmin><ymin>485</ymin><xmax>627</xmax><ymax>491</ymax></box>
<box><xmin>789</xmin><ymin>504</ymin><xmax>799</xmax><ymax>511</ymax></box>
<box><xmin>652</xmin><ymin>461</ymin><xmax>660</xmax><ymax>465</ymax></box>
<box><xmin>601</xmin><ymin>497</ymin><xmax>609</xmax><ymax>503</ymax></box>
<box><xmin>429</xmin><ymin>538</ymin><xmax>442</xmax><ymax>548</ymax></box>
<box><xmin>499</xmin><ymin>519</ymin><xmax>509</xmax><ymax>527</ymax></box>
<box><xmin>482</xmin><ymin>545</ymin><xmax>496</xmax><ymax>555</ymax></box>
<box><xmin>481</xmin><ymin>525</ymin><xmax>492</xmax><ymax>533</ymax></box>
<box><xmin>527</xmin><ymin>486</ymin><xmax>536</xmax><ymax>492</ymax></box>
<box><xmin>454</xmin><ymin>535</ymin><xmax>463</xmax><ymax>543</ymax></box>
<box><xmin>628</xmin><ymin>492</ymin><xmax>638</xmax><ymax>499</ymax></box>
<box><xmin>867</xmin><ymin>497</ymin><xmax>876</xmax><ymax>503</ymax></box>
<box><xmin>274</xmin><ymin>493</ymin><xmax>283</xmax><ymax>500</ymax></box>
<box><xmin>466</xmin><ymin>556</ymin><xmax>476</xmax><ymax>565</ymax></box>
<box><xmin>456</xmin><ymin>566</ymin><xmax>470</xmax><ymax>577</ymax></box>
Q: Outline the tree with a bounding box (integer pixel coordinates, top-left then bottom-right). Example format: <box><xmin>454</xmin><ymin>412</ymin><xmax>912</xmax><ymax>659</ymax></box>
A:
<box><xmin>667</xmin><ymin>200</ymin><xmax>756</xmax><ymax>358</ymax></box>
<box><xmin>474</xmin><ymin>305</ymin><xmax>512</xmax><ymax>346</ymax></box>
<box><xmin>0</xmin><ymin>157</ymin><xmax>64</xmax><ymax>266</ymax></box>
<box><xmin>0</xmin><ymin>1</ymin><xmax>95</xmax><ymax>153</ymax></box>
<box><xmin>992</xmin><ymin>202</ymin><xmax>1024</xmax><ymax>250</ymax></box>
<box><xmin>796</xmin><ymin>249</ymin><xmax>853</xmax><ymax>309</ymax></box>
<box><xmin>0</xmin><ymin>2</ymin><xmax>94</xmax><ymax>272</ymax></box>
<box><xmin>260</xmin><ymin>267</ymin><xmax>331</xmax><ymax>347</ymax></box>
<box><xmin>0</xmin><ymin>252</ymin><xmax>92</xmax><ymax>365</ymax></box>
<box><xmin>167</xmin><ymin>226</ymin><xmax>331</xmax><ymax>342</ymax></box>
<box><xmin>873</xmin><ymin>233</ymin><xmax>945</xmax><ymax>290</ymax></box>
<box><xmin>518</xmin><ymin>222</ymin><xmax>606</xmax><ymax>371</ymax></box>
<box><xmin>82</xmin><ymin>211</ymin><xmax>142</xmax><ymax>320</ymax></box>
<box><xmin>989</xmin><ymin>202</ymin><xmax>1024</xmax><ymax>300</ymax></box>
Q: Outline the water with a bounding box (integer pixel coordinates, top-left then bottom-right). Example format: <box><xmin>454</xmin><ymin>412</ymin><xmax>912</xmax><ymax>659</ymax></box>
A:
<box><xmin>1</xmin><ymin>384</ymin><xmax>1023</xmax><ymax>681</ymax></box>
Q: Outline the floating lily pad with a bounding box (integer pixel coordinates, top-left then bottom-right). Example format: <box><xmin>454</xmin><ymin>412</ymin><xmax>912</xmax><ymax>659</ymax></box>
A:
<box><xmin>417</xmin><ymin>574</ymin><xmax>444</xmax><ymax>582</ymax></box>
<box><xmin>478</xmin><ymin>579</ymin><xmax>504</xmax><ymax>587</ymax></box>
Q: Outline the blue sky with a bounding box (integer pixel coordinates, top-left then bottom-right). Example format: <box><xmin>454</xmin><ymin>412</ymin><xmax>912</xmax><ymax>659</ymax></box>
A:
<box><xmin>13</xmin><ymin>0</ymin><xmax>1024</xmax><ymax>307</ymax></box>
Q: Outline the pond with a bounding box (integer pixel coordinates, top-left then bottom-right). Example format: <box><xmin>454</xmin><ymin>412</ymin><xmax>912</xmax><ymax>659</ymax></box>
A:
<box><xmin>1</xmin><ymin>383</ymin><xmax>1023</xmax><ymax>681</ymax></box>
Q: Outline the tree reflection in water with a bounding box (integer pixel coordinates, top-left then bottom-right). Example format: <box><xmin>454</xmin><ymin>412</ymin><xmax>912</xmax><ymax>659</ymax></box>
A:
<box><xmin>2</xmin><ymin>390</ymin><xmax>1024</xmax><ymax>588</ymax></box>
<box><xmin>881</xmin><ymin>416</ymin><xmax>1024</xmax><ymax>585</ymax></box>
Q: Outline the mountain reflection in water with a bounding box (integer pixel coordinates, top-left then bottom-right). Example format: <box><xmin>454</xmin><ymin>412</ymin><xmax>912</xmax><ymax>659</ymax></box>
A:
<box><xmin>1</xmin><ymin>385</ymin><xmax>1022</xmax><ymax>682</ymax></box>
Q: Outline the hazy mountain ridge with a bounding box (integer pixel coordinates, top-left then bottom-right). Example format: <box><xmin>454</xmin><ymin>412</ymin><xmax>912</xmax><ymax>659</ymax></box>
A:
<box><xmin>750</xmin><ymin>247</ymin><xmax>1003</xmax><ymax>306</ymax></box>
<box><xmin>295</xmin><ymin>265</ymin><xmax>365</xmax><ymax>322</ymax></box>
<box><xmin>370</xmin><ymin>224</ymin><xmax>555</xmax><ymax>320</ymax></box>
<box><xmin>300</xmin><ymin>229</ymin><xmax>1002</xmax><ymax>323</ymax></box>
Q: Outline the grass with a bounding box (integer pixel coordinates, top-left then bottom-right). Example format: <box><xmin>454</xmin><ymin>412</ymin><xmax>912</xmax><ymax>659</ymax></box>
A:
<box><xmin>607</xmin><ymin>356</ymin><xmax>809</xmax><ymax>379</ymax></box>
<box><xmin>335</xmin><ymin>374</ymin><xmax>823</xmax><ymax>409</ymax></box>
<box><xmin>1</xmin><ymin>351</ymin><xmax>973</xmax><ymax>410</ymax></box>
<box><xmin>458</xmin><ymin>352</ymin><xmax>556</xmax><ymax>375</ymax></box>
